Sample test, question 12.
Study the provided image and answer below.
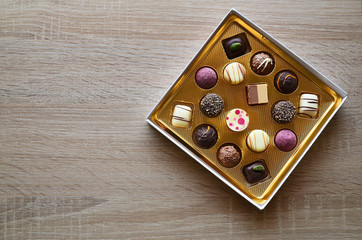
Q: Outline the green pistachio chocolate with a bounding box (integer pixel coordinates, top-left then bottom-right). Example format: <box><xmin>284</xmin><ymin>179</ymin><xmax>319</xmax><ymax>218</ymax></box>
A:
<box><xmin>253</xmin><ymin>165</ymin><xmax>265</xmax><ymax>172</ymax></box>
<box><xmin>230</xmin><ymin>42</ymin><xmax>242</xmax><ymax>51</ymax></box>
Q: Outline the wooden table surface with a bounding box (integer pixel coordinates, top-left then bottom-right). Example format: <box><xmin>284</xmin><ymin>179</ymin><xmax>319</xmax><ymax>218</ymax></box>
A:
<box><xmin>1</xmin><ymin>0</ymin><xmax>361</xmax><ymax>239</ymax></box>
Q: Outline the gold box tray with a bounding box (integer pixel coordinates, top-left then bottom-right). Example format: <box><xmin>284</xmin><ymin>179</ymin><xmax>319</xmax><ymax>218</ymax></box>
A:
<box><xmin>146</xmin><ymin>9</ymin><xmax>347</xmax><ymax>210</ymax></box>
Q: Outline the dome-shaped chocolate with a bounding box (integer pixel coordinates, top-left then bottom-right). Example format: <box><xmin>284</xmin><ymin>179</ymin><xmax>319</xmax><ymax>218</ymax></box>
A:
<box><xmin>193</xmin><ymin>125</ymin><xmax>218</xmax><ymax>149</ymax></box>
<box><xmin>274</xmin><ymin>71</ymin><xmax>298</xmax><ymax>94</ymax></box>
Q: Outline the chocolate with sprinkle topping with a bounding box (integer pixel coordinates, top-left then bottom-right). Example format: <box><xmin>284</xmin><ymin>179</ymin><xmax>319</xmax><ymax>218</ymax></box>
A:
<box><xmin>271</xmin><ymin>100</ymin><xmax>296</xmax><ymax>124</ymax></box>
<box><xmin>200</xmin><ymin>93</ymin><xmax>224</xmax><ymax>117</ymax></box>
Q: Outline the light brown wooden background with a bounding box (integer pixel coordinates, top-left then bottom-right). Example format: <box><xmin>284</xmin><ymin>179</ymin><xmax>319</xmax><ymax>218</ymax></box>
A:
<box><xmin>0</xmin><ymin>0</ymin><xmax>361</xmax><ymax>239</ymax></box>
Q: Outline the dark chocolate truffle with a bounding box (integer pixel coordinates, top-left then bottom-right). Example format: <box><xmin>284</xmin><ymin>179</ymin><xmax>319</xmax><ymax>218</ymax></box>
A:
<box><xmin>272</xmin><ymin>100</ymin><xmax>296</xmax><ymax>124</ymax></box>
<box><xmin>195</xmin><ymin>67</ymin><xmax>218</xmax><ymax>89</ymax></box>
<box><xmin>274</xmin><ymin>71</ymin><xmax>298</xmax><ymax>94</ymax></box>
<box><xmin>242</xmin><ymin>160</ymin><xmax>269</xmax><ymax>185</ymax></box>
<box><xmin>274</xmin><ymin>129</ymin><xmax>297</xmax><ymax>152</ymax></box>
<box><xmin>217</xmin><ymin>144</ymin><xmax>241</xmax><ymax>168</ymax></box>
<box><xmin>200</xmin><ymin>93</ymin><xmax>224</xmax><ymax>117</ymax></box>
<box><xmin>193</xmin><ymin>125</ymin><xmax>218</xmax><ymax>149</ymax></box>
<box><xmin>222</xmin><ymin>33</ymin><xmax>250</xmax><ymax>59</ymax></box>
<box><xmin>250</xmin><ymin>52</ymin><xmax>275</xmax><ymax>75</ymax></box>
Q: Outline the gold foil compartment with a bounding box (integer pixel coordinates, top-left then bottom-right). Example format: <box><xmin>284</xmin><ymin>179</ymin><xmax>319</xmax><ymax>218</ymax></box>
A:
<box><xmin>147</xmin><ymin>10</ymin><xmax>345</xmax><ymax>207</ymax></box>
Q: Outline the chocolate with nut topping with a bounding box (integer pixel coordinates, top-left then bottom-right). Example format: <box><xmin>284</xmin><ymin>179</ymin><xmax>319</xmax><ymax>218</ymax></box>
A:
<box><xmin>200</xmin><ymin>93</ymin><xmax>224</xmax><ymax>117</ymax></box>
<box><xmin>271</xmin><ymin>100</ymin><xmax>296</xmax><ymax>124</ymax></box>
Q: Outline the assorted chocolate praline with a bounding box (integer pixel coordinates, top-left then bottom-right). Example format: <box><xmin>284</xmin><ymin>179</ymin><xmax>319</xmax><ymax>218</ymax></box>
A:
<box><xmin>222</xmin><ymin>33</ymin><xmax>250</xmax><ymax>59</ymax></box>
<box><xmin>250</xmin><ymin>52</ymin><xmax>274</xmax><ymax>75</ymax></box>
<box><xmin>275</xmin><ymin>129</ymin><xmax>297</xmax><ymax>152</ymax></box>
<box><xmin>223</xmin><ymin>62</ymin><xmax>246</xmax><ymax>85</ymax></box>
<box><xmin>169</xmin><ymin>31</ymin><xmax>320</xmax><ymax>190</ymax></box>
<box><xmin>200</xmin><ymin>93</ymin><xmax>224</xmax><ymax>117</ymax></box>
<box><xmin>242</xmin><ymin>160</ymin><xmax>269</xmax><ymax>185</ymax></box>
<box><xmin>226</xmin><ymin>108</ymin><xmax>249</xmax><ymax>132</ymax></box>
<box><xmin>246</xmin><ymin>83</ymin><xmax>268</xmax><ymax>105</ymax></box>
<box><xmin>217</xmin><ymin>143</ymin><xmax>242</xmax><ymax>168</ymax></box>
<box><xmin>274</xmin><ymin>70</ymin><xmax>299</xmax><ymax>94</ymax></box>
<box><xmin>271</xmin><ymin>100</ymin><xmax>296</xmax><ymax>124</ymax></box>
<box><xmin>195</xmin><ymin>67</ymin><xmax>218</xmax><ymax>89</ymax></box>
<box><xmin>246</xmin><ymin>129</ymin><xmax>270</xmax><ymax>153</ymax></box>
<box><xmin>193</xmin><ymin>124</ymin><xmax>218</xmax><ymax>149</ymax></box>
<box><xmin>171</xmin><ymin>104</ymin><xmax>192</xmax><ymax>128</ymax></box>
<box><xmin>298</xmin><ymin>93</ymin><xmax>319</xmax><ymax>118</ymax></box>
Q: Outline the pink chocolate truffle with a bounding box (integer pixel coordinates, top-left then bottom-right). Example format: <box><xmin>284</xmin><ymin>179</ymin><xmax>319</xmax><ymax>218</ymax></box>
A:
<box><xmin>274</xmin><ymin>129</ymin><xmax>297</xmax><ymax>152</ymax></box>
<box><xmin>195</xmin><ymin>67</ymin><xmax>218</xmax><ymax>89</ymax></box>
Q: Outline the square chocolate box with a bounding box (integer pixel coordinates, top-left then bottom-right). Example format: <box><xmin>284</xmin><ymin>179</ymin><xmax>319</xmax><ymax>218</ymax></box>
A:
<box><xmin>146</xmin><ymin>9</ymin><xmax>347</xmax><ymax>210</ymax></box>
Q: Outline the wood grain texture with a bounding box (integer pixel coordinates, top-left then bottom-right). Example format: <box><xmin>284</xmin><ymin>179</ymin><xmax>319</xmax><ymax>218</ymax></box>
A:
<box><xmin>0</xmin><ymin>0</ymin><xmax>361</xmax><ymax>239</ymax></box>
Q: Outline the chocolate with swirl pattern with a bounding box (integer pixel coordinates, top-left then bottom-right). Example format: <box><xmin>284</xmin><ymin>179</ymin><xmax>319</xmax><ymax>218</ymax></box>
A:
<box><xmin>274</xmin><ymin>71</ymin><xmax>298</xmax><ymax>94</ymax></box>
<box><xmin>193</xmin><ymin>124</ymin><xmax>218</xmax><ymax>149</ymax></box>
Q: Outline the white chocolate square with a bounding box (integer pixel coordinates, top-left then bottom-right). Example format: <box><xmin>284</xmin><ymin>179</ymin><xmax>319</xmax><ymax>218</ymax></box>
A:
<box><xmin>171</xmin><ymin>105</ymin><xmax>192</xmax><ymax>128</ymax></box>
<box><xmin>298</xmin><ymin>93</ymin><xmax>319</xmax><ymax>118</ymax></box>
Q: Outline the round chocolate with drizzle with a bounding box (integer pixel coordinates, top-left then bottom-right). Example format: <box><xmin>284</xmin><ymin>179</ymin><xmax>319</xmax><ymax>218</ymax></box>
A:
<box><xmin>250</xmin><ymin>52</ymin><xmax>274</xmax><ymax>75</ymax></box>
<box><xmin>200</xmin><ymin>93</ymin><xmax>224</xmax><ymax>117</ymax></box>
<box><xmin>193</xmin><ymin>124</ymin><xmax>218</xmax><ymax>149</ymax></box>
<box><xmin>271</xmin><ymin>100</ymin><xmax>296</xmax><ymax>124</ymax></box>
<box><xmin>274</xmin><ymin>71</ymin><xmax>299</xmax><ymax>94</ymax></box>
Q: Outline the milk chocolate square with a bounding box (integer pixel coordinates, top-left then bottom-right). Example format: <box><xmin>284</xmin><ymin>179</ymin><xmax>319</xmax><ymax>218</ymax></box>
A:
<box><xmin>246</xmin><ymin>83</ymin><xmax>268</xmax><ymax>105</ymax></box>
